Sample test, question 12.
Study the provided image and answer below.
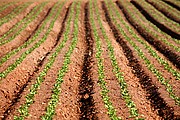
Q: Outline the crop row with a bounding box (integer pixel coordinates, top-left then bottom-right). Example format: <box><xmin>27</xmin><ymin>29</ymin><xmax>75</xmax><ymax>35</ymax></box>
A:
<box><xmin>0</xmin><ymin>2</ymin><xmax>48</xmax><ymax>46</ymax></box>
<box><xmin>121</xmin><ymin>1</ymin><xmax>180</xmax><ymax>51</ymax></box>
<box><xmin>0</xmin><ymin>3</ymin><xmax>40</xmax><ymax>42</ymax></box>
<box><xmin>116</xmin><ymin>0</ymin><xmax>180</xmax><ymax>68</ymax></box>
<box><xmin>13</xmin><ymin>2</ymin><xmax>66</xmax><ymax>120</ymax></box>
<box><xmin>0</xmin><ymin>2</ymin><xmax>32</xmax><ymax>27</ymax></box>
<box><xmin>0</xmin><ymin>3</ymin><xmax>60</xmax><ymax>67</ymax></box>
<box><xmin>112</xmin><ymin>1</ymin><xmax>180</xmax><ymax>81</ymax></box>
<box><xmin>137</xmin><ymin>0</ymin><xmax>180</xmax><ymax>28</ymax></box>
<box><xmin>107</xmin><ymin>0</ymin><xmax>180</xmax><ymax>105</ymax></box>
<box><xmin>0</xmin><ymin>2</ymin><xmax>64</xmax><ymax>79</ymax></box>
<box><xmin>89</xmin><ymin>1</ymin><xmax>120</xmax><ymax>119</ymax></box>
<box><xmin>131</xmin><ymin>1</ymin><xmax>180</xmax><ymax>45</ymax></box>
<box><xmin>145</xmin><ymin>0</ymin><xmax>180</xmax><ymax>23</ymax></box>
<box><xmin>41</xmin><ymin>2</ymin><xmax>80</xmax><ymax>119</ymax></box>
<box><xmin>95</xmin><ymin>0</ymin><xmax>144</xmax><ymax>119</ymax></box>
<box><xmin>131</xmin><ymin>0</ymin><xmax>179</xmax><ymax>39</ymax></box>
<box><xmin>0</xmin><ymin>2</ymin><xmax>15</xmax><ymax>13</ymax></box>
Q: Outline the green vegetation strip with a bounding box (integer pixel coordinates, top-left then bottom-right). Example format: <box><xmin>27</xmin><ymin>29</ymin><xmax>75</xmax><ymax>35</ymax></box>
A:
<box><xmin>0</xmin><ymin>2</ymin><xmax>64</xmax><ymax>79</ymax></box>
<box><xmin>0</xmin><ymin>2</ymin><xmax>62</xmax><ymax>67</ymax></box>
<box><xmin>95</xmin><ymin>0</ymin><xmax>143</xmax><ymax>119</ymax></box>
<box><xmin>0</xmin><ymin>2</ymin><xmax>32</xmax><ymax>26</ymax></box>
<box><xmin>0</xmin><ymin>2</ymin><xmax>15</xmax><ymax>13</ymax></box>
<box><xmin>41</xmin><ymin>2</ymin><xmax>80</xmax><ymax>120</ymax></box>
<box><xmin>0</xmin><ymin>2</ymin><xmax>48</xmax><ymax>45</ymax></box>
<box><xmin>90</xmin><ymin>0</ymin><xmax>120</xmax><ymax>120</ymax></box>
<box><xmin>13</xmin><ymin>2</ymin><xmax>67</xmax><ymax>120</ymax></box>
<box><xmin>107</xmin><ymin>0</ymin><xmax>180</xmax><ymax>106</ymax></box>
<box><xmin>110</xmin><ymin>1</ymin><xmax>180</xmax><ymax>81</ymax></box>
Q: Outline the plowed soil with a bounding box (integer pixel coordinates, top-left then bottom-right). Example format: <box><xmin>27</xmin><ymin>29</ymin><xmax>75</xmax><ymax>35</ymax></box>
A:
<box><xmin>0</xmin><ymin>0</ymin><xmax>179</xmax><ymax>120</ymax></box>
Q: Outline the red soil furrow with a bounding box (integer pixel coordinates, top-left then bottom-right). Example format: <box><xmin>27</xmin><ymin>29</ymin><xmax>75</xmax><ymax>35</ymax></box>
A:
<box><xmin>53</xmin><ymin>14</ymin><xmax>84</xmax><ymax>120</ymax></box>
<box><xmin>0</xmin><ymin>3</ymin><xmax>68</xmax><ymax>118</ymax></box>
<box><xmin>107</xmin><ymin>10</ymin><xmax>180</xmax><ymax>117</ymax></box>
<box><xmin>85</xmin><ymin>2</ymin><xmax>109</xmax><ymax>119</ymax></box>
<box><xmin>97</xmin><ymin>2</ymin><xmax>160</xmax><ymax>119</ymax></box>
<box><xmin>78</xmin><ymin>2</ymin><xmax>98</xmax><ymax>119</ymax></box>
<box><xmin>110</xmin><ymin>3</ymin><xmax>180</xmax><ymax>98</ymax></box>
<box><xmin>4</xmin><ymin>2</ymin><xmax>72</xmax><ymax>119</ymax></box>
<box><xmin>95</xmin><ymin>24</ymin><xmax>131</xmax><ymax>119</ymax></box>
<box><xmin>0</xmin><ymin>3</ymin><xmax>19</xmax><ymax>19</ymax></box>
<box><xmin>116</xmin><ymin>1</ymin><xmax>180</xmax><ymax>69</ymax></box>
<box><xmin>102</xmin><ymin>2</ymin><xmax>177</xmax><ymax>119</ymax></box>
<box><xmin>0</xmin><ymin>0</ymin><xmax>179</xmax><ymax>119</ymax></box>
<box><xmin>93</xmin><ymin>2</ymin><xmax>130</xmax><ymax>119</ymax></box>
<box><xmin>0</xmin><ymin>3</ymin><xmax>53</xmax><ymax>59</ymax></box>
<box><xmin>26</xmin><ymin>4</ymin><xmax>75</xmax><ymax>120</ymax></box>
<box><xmin>3</xmin><ymin>53</ymin><xmax>50</xmax><ymax>120</ymax></box>
<box><xmin>0</xmin><ymin>3</ymin><xmax>37</xmax><ymax>37</ymax></box>
<box><xmin>90</xmin><ymin>63</ymin><xmax>110</xmax><ymax>120</ymax></box>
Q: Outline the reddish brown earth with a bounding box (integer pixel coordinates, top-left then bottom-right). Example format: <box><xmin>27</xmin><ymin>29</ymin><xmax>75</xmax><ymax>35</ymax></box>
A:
<box><xmin>0</xmin><ymin>0</ymin><xmax>179</xmax><ymax>120</ymax></box>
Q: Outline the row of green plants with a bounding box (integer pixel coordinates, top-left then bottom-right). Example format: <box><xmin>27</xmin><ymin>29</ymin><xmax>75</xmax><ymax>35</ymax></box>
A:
<box><xmin>119</xmin><ymin>1</ymin><xmax>180</xmax><ymax>52</ymax></box>
<box><xmin>0</xmin><ymin>2</ymin><xmax>62</xmax><ymax>67</ymax></box>
<box><xmin>133</xmin><ymin>0</ymin><xmax>179</xmax><ymax>33</ymax></box>
<box><xmin>107</xmin><ymin>0</ymin><xmax>180</xmax><ymax>106</ymax></box>
<box><xmin>0</xmin><ymin>2</ymin><xmax>48</xmax><ymax>46</ymax></box>
<box><xmin>0</xmin><ymin>2</ymin><xmax>48</xmax><ymax>41</ymax></box>
<box><xmin>13</xmin><ymin>2</ymin><xmax>67</xmax><ymax>120</ymax></box>
<box><xmin>0</xmin><ymin>2</ymin><xmax>64</xmax><ymax>80</ymax></box>
<box><xmin>41</xmin><ymin>2</ymin><xmax>80</xmax><ymax>120</ymax></box>
<box><xmin>0</xmin><ymin>2</ymin><xmax>15</xmax><ymax>13</ymax></box>
<box><xmin>110</xmin><ymin>1</ymin><xmax>180</xmax><ymax>81</ymax></box>
<box><xmin>132</xmin><ymin>1</ymin><xmax>180</xmax><ymax>45</ymax></box>
<box><xmin>129</xmin><ymin>1</ymin><xmax>180</xmax><ymax>45</ymax></box>
<box><xmin>95</xmin><ymin>0</ymin><xmax>143</xmax><ymax>119</ymax></box>
<box><xmin>146</xmin><ymin>0</ymin><xmax>180</xmax><ymax>20</ymax></box>
<box><xmin>0</xmin><ymin>2</ymin><xmax>32</xmax><ymax>26</ymax></box>
<box><xmin>90</xmin><ymin>1</ymin><xmax>120</xmax><ymax>120</ymax></box>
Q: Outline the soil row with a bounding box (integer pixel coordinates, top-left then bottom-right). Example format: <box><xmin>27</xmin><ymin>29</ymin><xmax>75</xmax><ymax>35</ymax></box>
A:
<box><xmin>0</xmin><ymin>1</ymin><xmax>70</xmax><ymax>118</ymax></box>
<box><xmin>0</xmin><ymin>3</ymin><xmax>53</xmax><ymax>58</ymax></box>
<box><xmin>145</xmin><ymin>0</ymin><xmax>180</xmax><ymax>23</ymax></box>
<box><xmin>115</xmin><ymin>1</ymin><xmax>180</xmax><ymax>69</ymax></box>
<box><xmin>92</xmin><ymin>0</ymin><xmax>160</xmax><ymax>119</ymax></box>
<box><xmin>0</xmin><ymin>1</ymin><xmax>179</xmax><ymax>119</ymax></box>
<box><xmin>0</xmin><ymin>3</ymin><xmax>37</xmax><ymax>37</ymax></box>
<box><xmin>111</xmin><ymin>0</ymin><xmax>180</xmax><ymax>99</ymax></box>
<box><xmin>102</xmin><ymin>1</ymin><xmax>179</xmax><ymax>119</ymax></box>
<box><xmin>78</xmin><ymin>2</ymin><xmax>97</xmax><ymax>120</ymax></box>
<box><xmin>131</xmin><ymin>0</ymin><xmax>180</xmax><ymax>40</ymax></box>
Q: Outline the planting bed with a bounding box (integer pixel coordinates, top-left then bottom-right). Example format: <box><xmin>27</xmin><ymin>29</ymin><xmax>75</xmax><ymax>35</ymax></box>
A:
<box><xmin>0</xmin><ymin>0</ymin><xmax>179</xmax><ymax>120</ymax></box>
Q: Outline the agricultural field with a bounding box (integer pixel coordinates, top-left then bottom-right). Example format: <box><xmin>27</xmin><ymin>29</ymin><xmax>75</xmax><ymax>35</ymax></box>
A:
<box><xmin>0</xmin><ymin>0</ymin><xmax>179</xmax><ymax>119</ymax></box>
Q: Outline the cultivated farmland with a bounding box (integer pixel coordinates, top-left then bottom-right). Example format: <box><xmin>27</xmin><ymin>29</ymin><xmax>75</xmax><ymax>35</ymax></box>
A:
<box><xmin>0</xmin><ymin>0</ymin><xmax>179</xmax><ymax>120</ymax></box>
